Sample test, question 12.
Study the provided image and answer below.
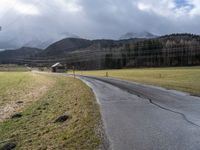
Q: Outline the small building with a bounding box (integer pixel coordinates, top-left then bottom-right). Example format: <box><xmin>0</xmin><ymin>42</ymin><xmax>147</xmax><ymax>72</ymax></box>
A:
<box><xmin>51</xmin><ymin>62</ymin><xmax>66</xmax><ymax>73</ymax></box>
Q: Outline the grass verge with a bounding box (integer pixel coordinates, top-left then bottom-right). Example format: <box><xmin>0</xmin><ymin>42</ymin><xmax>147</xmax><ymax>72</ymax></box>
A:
<box><xmin>0</xmin><ymin>73</ymin><xmax>102</xmax><ymax>150</ymax></box>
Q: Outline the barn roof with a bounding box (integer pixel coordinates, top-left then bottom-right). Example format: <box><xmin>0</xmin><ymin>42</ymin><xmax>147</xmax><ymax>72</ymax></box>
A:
<box><xmin>51</xmin><ymin>62</ymin><xmax>63</xmax><ymax>68</ymax></box>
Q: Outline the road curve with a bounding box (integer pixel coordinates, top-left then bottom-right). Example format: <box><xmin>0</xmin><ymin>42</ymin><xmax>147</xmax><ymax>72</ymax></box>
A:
<box><xmin>78</xmin><ymin>76</ymin><xmax>200</xmax><ymax>150</ymax></box>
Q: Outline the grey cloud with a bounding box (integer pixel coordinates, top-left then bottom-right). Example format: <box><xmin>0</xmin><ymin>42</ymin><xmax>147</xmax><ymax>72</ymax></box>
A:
<box><xmin>0</xmin><ymin>0</ymin><xmax>200</xmax><ymax>49</ymax></box>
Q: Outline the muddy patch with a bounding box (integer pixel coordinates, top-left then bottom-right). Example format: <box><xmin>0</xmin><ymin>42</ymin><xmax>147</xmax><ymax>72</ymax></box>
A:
<box><xmin>54</xmin><ymin>115</ymin><xmax>69</xmax><ymax>123</ymax></box>
<box><xmin>11</xmin><ymin>113</ymin><xmax>22</xmax><ymax>119</ymax></box>
<box><xmin>16</xmin><ymin>101</ymin><xmax>23</xmax><ymax>104</ymax></box>
<box><xmin>0</xmin><ymin>142</ymin><xmax>16</xmax><ymax>150</ymax></box>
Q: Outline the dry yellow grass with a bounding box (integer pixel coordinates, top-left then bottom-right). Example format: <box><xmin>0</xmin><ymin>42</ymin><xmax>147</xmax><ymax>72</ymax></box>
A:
<box><xmin>0</xmin><ymin>73</ymin><xmax>102</xmax><ymax>150</ymax></box>
<box><xmin>0</xmin><ymin>72</ymin><xmax>55</xmax><ymax>121</ymax></box>
<box><xmin>72</xmin><ymin>67</ymin><xmax>200</xmax><ymax>96</ymax></box>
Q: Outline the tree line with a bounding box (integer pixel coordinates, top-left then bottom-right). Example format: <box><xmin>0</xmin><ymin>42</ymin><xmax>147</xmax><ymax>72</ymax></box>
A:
<box><xmin>102</xmin><ymin>34</ymin><xmax>200</xmax><ymax>69</ymax></box>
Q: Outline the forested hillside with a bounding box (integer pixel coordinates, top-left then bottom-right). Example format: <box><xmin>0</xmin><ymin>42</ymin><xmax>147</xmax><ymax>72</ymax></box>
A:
<box><xmin>69</xmin><ymin>33</ymin><xmax>200</xmax><ymax>69</ymax></box>
<box><xmin>0</xmin><ymin>47</ymin><xmax>41</xmax><ymax>64</ymax></box>
<box><xmin>0</xmin><ymin>34</ymin><xmax>200</xmax><ymax>69</ymax></box>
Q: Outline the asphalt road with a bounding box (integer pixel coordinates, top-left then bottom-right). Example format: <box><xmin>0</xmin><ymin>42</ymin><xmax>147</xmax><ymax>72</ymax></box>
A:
<box><xmin>79</xmin><ymin>76</ymin><xmax>200</xmax><ymax>150</ymax></box>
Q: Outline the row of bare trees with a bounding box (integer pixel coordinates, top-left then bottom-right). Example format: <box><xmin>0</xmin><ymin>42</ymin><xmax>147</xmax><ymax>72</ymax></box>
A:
<box><xmin>103</xmin><ymin>37</ymin><xmax>200</xmax><ymax>69</ymax></box>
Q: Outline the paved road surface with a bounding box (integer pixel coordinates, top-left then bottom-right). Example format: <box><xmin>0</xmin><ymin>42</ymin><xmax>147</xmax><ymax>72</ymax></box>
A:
<box><xmin>79</xmin><ymin>76</ymin><xmax>200</xmax><ymax>150</ymax></box>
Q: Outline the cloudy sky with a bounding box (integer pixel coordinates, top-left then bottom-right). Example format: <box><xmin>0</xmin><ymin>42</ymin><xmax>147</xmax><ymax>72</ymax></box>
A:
<box><xmin>0</xmin><ymin>0</ymin><xmax>200</xmax><ymax>49</ymax></box>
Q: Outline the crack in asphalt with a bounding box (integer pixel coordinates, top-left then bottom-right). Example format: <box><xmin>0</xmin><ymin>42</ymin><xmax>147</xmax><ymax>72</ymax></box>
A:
<box><xmin>147</xmin><ymin>98</ymin><xmax>200</xmax><ymax>128</ymax></box>
<box><xmin>83</xmin><ymin>76</ymin><xmax>200</xmax><ymax>128</ymax></box>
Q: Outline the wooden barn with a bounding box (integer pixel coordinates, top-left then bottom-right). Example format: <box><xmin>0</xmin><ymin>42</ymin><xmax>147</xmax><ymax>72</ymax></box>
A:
<box><xmin>51</xmin><ymin>62</ymin><xmax>66</xmax><ymax>73</ymax></box>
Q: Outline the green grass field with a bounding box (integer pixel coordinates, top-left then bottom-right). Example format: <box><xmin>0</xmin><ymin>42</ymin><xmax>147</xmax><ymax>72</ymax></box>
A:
<box><xmin>0</xmin><ymin>72</ymin><xmax>102</xmax><ymax>150</ymax></box>
<box><xmin>72</xmin><ymin>67</ymin><xmax>200</xmax><ymax>96</ymax></box>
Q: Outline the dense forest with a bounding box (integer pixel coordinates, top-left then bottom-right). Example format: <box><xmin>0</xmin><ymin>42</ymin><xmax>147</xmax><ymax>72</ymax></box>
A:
<box><xmin>102</xmin><ymin>34</ymin><xmax>200</xmax><ymax>69</ymax></box>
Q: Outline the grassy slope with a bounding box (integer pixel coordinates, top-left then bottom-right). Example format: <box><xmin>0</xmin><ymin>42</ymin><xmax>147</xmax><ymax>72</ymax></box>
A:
<box><xmin>0</xmin><ymin>72</ymin><xmax>54</xmax><ymax>106</ymax></box>
<box><xmin>72</xmin><ymin>67</ymin><xmax>200</xmax><ymax>96</ymax></box>
<box><xmin>0</xmin><ymin>73</ymin><xmax>101</xmax><ymax>150</ymax></box>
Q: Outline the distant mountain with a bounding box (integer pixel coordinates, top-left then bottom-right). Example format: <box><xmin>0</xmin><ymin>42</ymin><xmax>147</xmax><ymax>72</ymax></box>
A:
<box><xmin>0</xmin><ymin>31</ymin><xmax>79</xmax><ymax>49</ymax></box>
<box><xmin>0</xmin><ymin>47</ymin><xmax>42</xmax><ymax>64</ymax></box>
<box><xmin>39</xmin><ymin>38</ymin><xmax>92</xmax><ymax>57</ymax></box>
<box><xmin>0</xmin><ymin>33</ymin><xmax>200</xmax><ymax>68</ymax></box>
<box><xmin>23</xmin><ymin>39</ymin><xmax>55</xmax><ymax>49</ymax></box>
<box><xmin>120</xmin><ymin>31</ymin><xmax>158</xmax><ymax>40</ymax></box>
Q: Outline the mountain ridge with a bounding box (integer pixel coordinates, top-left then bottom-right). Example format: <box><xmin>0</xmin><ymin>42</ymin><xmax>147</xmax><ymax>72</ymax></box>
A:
<box><xmin>120</xmin><ymin>31</ymin><xmax>158</xmax><ymax>40</ymax></box>
<box><xmin>0</xmin><ymin>33</ymin><xmax>200</xmax><ymax>68</ymax></box>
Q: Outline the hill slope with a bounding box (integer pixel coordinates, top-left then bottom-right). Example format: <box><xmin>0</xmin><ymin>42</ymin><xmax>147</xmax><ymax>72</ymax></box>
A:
<box><xmin>39</xmin><ymin>38</ymin><xmax>92</xmax><ymax>57</ymax></box>
<box><xmin>0</xmin><ymin>47</ymin><xmax>42</xmax><ymax>63</ymax></box>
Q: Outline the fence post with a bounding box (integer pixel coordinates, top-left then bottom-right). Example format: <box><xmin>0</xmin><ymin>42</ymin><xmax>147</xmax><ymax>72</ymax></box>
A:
<box><xmin>106</xmin><ymin>72</ymin><xmax>108</xmax><ymax>77</ymax></box>
<box><xmin>73</xmin><ymin>66</ymin><xmax>75</xmax><ymax>78</ymax></box>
